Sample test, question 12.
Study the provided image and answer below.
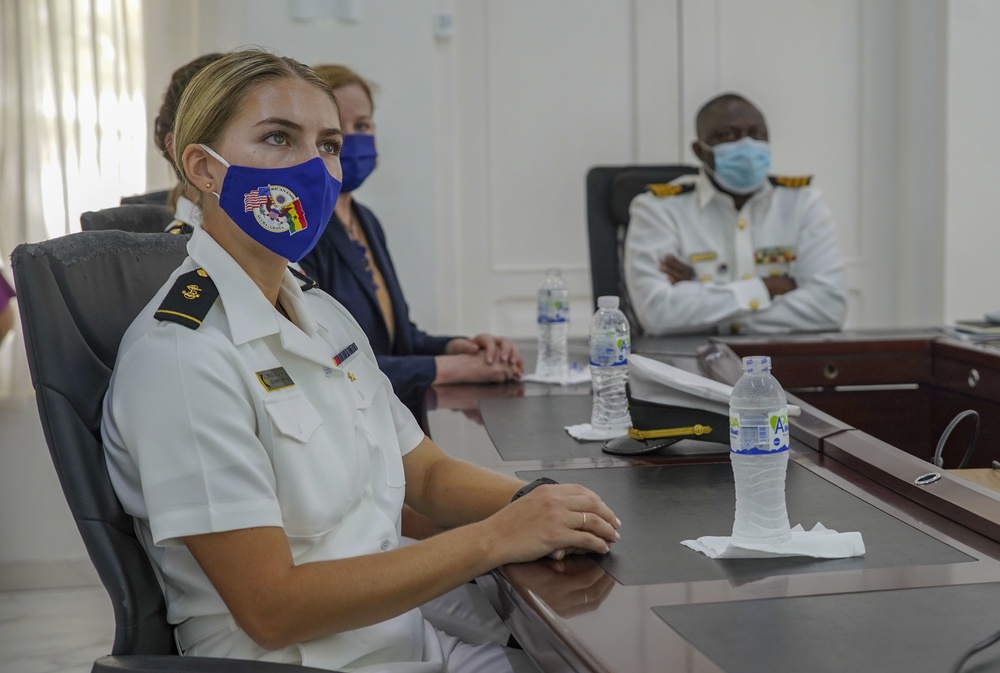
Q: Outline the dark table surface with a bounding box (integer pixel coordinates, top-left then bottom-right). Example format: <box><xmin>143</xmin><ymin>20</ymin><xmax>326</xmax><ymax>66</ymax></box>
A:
<box><xmin>426</xmin><ymin>331</ymin><xmax>1000</xmax><ymax>673</ymax></box>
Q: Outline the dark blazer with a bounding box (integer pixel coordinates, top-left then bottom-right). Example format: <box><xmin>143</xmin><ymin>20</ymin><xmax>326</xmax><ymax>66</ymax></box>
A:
<box><xmin>299</xmin><ymin>201</ymin><xmax>455</xmax><ymax>415</ymax></box>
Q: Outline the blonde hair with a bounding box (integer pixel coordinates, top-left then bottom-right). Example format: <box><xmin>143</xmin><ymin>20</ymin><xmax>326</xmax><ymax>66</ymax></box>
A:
<box><xmin>172</xmin><ymin>49</ymin><xmax>339</xmax><ymax>195</ymax></box>
<box><xmin>312</xmin><ymin>64</ymin><xmax>376</xmax><ymax>113</ymax></box>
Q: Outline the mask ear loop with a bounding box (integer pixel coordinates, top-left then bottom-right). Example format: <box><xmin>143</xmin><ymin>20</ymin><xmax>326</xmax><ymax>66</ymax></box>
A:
<box><xmin>198</xmin><ymin>144</ymin><xmax>229</xmax><ymax>199</ymax></box>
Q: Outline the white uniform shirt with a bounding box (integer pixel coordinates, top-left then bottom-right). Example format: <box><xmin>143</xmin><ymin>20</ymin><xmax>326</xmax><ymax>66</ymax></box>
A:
<box><xmin>624</xmin><ymin>170</ymin><xmax>847</xmax><ymax>335</ymax></box>
<box><xmin>101</xmin><ymin>227</ymin><xmax>434</xmax><ymax>670</ymax></box>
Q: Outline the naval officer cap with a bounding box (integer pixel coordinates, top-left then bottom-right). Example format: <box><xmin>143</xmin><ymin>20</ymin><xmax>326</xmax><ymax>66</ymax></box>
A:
<box><xmin>604</xmin><ymin>354</ymin><xmax>799</xmax><ymax>456</ymax></box>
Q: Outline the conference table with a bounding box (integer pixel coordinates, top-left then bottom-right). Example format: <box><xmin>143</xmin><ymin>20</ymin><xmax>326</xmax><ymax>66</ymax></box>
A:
<box><xmin>424</xmin><ymin>330</ymin><xmax>1000</xmax><ymax>673</ymax></box>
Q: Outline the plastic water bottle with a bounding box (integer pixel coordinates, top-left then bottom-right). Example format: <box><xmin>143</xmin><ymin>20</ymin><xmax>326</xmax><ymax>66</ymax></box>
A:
<box><xmin>536</xmin><ymin>269</ymin><xmax>569</xmax><ymax>380</ymax></box>
<box><xmin>589</xmin><ymin>296</ymin><xmax>631</xmax><ymax>433</ymax></box>
<box><xmin>729</xmin><ymin>355</ymin><xmax>792</xmax><ymax>544</ymax></box>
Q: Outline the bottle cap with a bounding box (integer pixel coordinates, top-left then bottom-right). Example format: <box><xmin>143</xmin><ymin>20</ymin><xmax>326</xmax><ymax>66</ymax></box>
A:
<box><xmin>597</xmin><ymin>295</ymin><xmax>620</xmax><ymax>309</ymax></box>
<box><xmin>741</xmin><ymin>355</ymin><xmax>772</xmax><ymax>373</ymax></box>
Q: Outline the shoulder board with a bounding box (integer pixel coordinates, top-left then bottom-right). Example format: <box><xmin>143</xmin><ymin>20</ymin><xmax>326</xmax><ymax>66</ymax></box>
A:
<box><xmin>288</xmin><ymin>266</ymin><xmax>319</xmax><ymax>292</ymax></box>
<box><xmin>768</xmin><ymin>175</ymin><xmax>813</xmax><ymax>188</ymax></box>
<box><xmin>166</xmin><ymin>221</ymin><xmax>194</xmax><ymax>236</ymax></box>
<box><xmin>646</xmin><ymin>182</ymin><xmax>695</xmax><ymax>198</ymax></box>
<box><xmin>154</xmin><ymin>269</ymin><xmax>219</xmax><ymax>330</ymax></box>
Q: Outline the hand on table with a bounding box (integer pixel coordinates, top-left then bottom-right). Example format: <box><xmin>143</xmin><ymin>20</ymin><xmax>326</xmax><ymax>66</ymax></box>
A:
<box><xmin>436</xmin><ymin>334</ymin><xmax>524</xmax><ymax>385</ymax></box>
<box><xmin>483</xmin><ymin>482</ymin><xmax>620</xmax><ymax>565</ymax></box>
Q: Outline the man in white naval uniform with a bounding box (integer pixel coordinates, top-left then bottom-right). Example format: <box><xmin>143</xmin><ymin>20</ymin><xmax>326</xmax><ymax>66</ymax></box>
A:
<box><xmin>624</xmin><ymin>93</ymin><xmax>847</xmax><ymax>336</ymax></box>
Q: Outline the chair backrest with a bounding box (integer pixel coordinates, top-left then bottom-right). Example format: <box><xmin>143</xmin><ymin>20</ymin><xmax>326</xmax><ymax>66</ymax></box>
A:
<box><xmin>585</xmin><ymin>164</ymin><xmax>698</xmax><ymax>327</ymax></box>
<box><xmin>121</xmin><ymin>190</ymin><xmax>170</xmax><ymax>206</ymax></box>
<box><xmin>81</xmin><ymin>204</ymin><xmax>174</xmax><ymax>234</ymax></box>
<box><xmin>12</xmin><ymin>231</ymin><xmax>189</xmax><ymax>655</ymax></box>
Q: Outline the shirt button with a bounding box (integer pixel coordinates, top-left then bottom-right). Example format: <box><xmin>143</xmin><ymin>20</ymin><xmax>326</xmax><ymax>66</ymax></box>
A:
<box><xmin>380</xmin><ymin>539</ymin><xmax>390</xmax><ymax>551</ymax></box>
<box><xmin>737</xmin><ymin>218</ymin><xmax>747</xmax><ymax>230</ymax></box>
<box><xmin>750</xmin><ymin>299</ymin><xmax>760</xmax><ymax>311</ymax></box>
<box><xmin>324</xmin><ymin>367</ymin><xmax>333</xmax><ymax>376</ymax></box>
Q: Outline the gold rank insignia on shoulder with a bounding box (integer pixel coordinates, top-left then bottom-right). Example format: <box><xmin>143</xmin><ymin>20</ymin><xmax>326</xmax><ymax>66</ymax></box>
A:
<box><xmin>256</xmin><ymin>366</ymin><xmax>295</xmax><ymax>392</ymax></box>
<box><xmin>646</xmin><ymin>182</ymin><xmax>696</xmax><ymax>198</ymax></box>
<box><xmin>768</xmin><ymin>175</ymin><xmax>813</xmax><ymax>188</ymax></box>
<box><xmin>154</xmin><ymin>268</ymin><xmax>219</xmax><ymax>329</ymax></box>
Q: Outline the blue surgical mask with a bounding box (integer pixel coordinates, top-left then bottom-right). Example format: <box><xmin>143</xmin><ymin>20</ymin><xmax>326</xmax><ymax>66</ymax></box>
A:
<box><xmin>201</xmin><ymin>144</ymin><xmax>341</xmax><ymax>262</ymax></box>
<box><xmin>700</xmin><ymin>137</ymin><xmax>771</xmax><ymax>195</ymax></box>
<box><xmin>340</xmin><ymin>134</ymin><xmax>378</xmax><ymax>193</ymax></box>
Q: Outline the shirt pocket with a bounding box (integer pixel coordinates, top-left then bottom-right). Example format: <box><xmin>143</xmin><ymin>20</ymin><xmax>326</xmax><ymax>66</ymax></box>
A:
<box><xmin>340</xmin><ymin>355</ymin><xmax>405</xmax><ymax>489</ymax></box>
<box><xmin>337</xmin><ymin>350</ymin><xmax>387</xmax><ymax>410</ymax></box>
<box><xmin>264</xmin><ymin>393</ymin><xmax>323</xmax><ymax>443</ymax></box>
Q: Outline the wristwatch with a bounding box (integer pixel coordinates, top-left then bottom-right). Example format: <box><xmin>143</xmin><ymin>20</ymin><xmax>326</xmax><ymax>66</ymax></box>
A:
<box><xmin>511</xmin><ymin>477</ymin><xmax>558</xmax><ymax>502</ymax></box>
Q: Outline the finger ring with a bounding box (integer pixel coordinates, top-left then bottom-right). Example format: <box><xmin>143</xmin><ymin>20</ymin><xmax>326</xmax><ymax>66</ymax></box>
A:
<box><xmin>581</xmin><ymin>512</ymin><xmax>588</xmax><ymax>529</ymax></box>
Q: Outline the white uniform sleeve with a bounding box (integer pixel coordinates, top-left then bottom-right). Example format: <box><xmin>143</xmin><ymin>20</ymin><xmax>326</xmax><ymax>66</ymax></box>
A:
<box><xmin>107</xmin><ymin>325</ymin><xmax>283</xmax><ymax>546</ymax></box>
<box><xmin>740</xmin><ymin>188</ymin><xmax>847</xmax><ymax>333</ymax></box>
<box><xmin>624</xmin><ymin>193</ymin><xmax>771</xmax><ymax>335</ymax></box>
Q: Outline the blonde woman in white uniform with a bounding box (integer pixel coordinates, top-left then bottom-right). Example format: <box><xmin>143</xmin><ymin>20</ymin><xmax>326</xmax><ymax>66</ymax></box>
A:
<box><xmin>101</xmin><ymin>49</ymin><xmax>620</xmax><ymax>672</ymax></box>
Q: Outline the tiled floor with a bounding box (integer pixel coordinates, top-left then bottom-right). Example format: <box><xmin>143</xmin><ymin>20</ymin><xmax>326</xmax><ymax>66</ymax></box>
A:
<box><xmin>0</xmin><ymin>585</ymin><xmax>114</xmax><ymax>673</ymax></box>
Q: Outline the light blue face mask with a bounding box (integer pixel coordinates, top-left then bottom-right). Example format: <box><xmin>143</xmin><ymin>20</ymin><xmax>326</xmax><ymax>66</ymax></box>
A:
<box><xmin>700</xmin><ymin>137</ymin><xmax>771</xmax><ymax>195</ymax></box>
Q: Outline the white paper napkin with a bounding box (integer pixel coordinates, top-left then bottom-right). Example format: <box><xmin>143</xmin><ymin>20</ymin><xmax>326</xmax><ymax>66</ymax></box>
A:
<box><xmin>564</xmin><ymin>423</ymin><xmax>628</xmax><ymax>441</ymax></box>
<box><xmin>523</xmin><ymin>361</ymin><xmax>591</xmax><ymax>386</ymax></box>
<box><xmin>681</xmin><ymin>522</ymin><xmax>865</xmax><ymax>559</ymax></box>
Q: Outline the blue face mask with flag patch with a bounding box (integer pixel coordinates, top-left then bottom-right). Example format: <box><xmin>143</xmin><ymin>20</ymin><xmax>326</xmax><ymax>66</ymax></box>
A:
<box><xmin>201</xmin><ymin>144</ymin><xmax>341</xmax><ymax>262</ymax></box>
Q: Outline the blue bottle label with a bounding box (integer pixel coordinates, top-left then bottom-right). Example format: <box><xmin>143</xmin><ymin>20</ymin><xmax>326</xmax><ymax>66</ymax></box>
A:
<box><xmin>589</xmin><ymin>335</ymin><xmax>630</xmax><ymax>367</ymax></box>
<box><xmin>729</xmin><ymin>408</ymin><xmax>789</xmax><ymax>454</ymax></box>
<box><xmin>538</xmin><ymin>293</ymin><xmax>569</xmax><ymax>324</ymax></box>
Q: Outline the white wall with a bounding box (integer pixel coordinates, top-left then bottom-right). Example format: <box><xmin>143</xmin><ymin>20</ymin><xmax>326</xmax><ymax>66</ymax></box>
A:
<box><xmin>142</xmin><ymin>0</ymin><xmax>441</xmax><ymax>329</ymax></box>
<box><xmin>943</xmin><ymin>0</ymin><xmax>1000</xmax><ymax>324</ymax></box>
<box><xmin>7</xmin><ymin>0</ymin><xmax>1000</xmax><ymax>589</ymax></box>
<box><xmin>0</xmin><ymin>400</ymin><xmax>98</xmax><ymax>589</ymax></box>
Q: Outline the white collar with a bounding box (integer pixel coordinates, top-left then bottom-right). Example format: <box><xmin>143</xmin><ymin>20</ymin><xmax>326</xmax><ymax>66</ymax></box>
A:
<box><xmin>695</xmin><ymin>167</ymin><xmax>773</xmax><ymax>210</ymax></box>
<box><xmin>186</xmin><ymin>227</ymin><xmax>318</xmax><ymax>347</ymax></box>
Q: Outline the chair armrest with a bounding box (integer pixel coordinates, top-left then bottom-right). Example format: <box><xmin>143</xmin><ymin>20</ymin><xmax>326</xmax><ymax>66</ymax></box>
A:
<box><xmin>92</xmin><ymin>654</ymin><xmax>338</xmax><ymax>673</ymax></box>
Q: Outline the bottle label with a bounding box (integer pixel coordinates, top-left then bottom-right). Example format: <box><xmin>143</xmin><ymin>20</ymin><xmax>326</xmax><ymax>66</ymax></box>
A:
<box><xmin>729</xmin><ymin>407</ymin><xmax>789</xmax><ymax>454</ymax></box>
<box><xmin>589</xmin><ymin>335</ymin><xmax>630</xmax><ymax>367</ymax></box>
<box><xmin>537</xmin><ymin>293</ymin><xmax>569</xmax><ymax>324</ymax></box>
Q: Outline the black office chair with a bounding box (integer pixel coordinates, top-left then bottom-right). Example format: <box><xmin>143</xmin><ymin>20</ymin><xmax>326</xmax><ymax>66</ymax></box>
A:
<box><xmin>12</xmin><ymin>231</ymin><xmax>331</xmax><ymax>673</ymax></box>
<box><xmin>121</xmin><ymin>190</ymin><xmax>170</xmax><ymax>206</ymax></box>
<box><xmin>81</xmin><ymin>205</ymin><xmax>174</xmax><ymax>234</ymax></box>
<box><xmin>585</xmin><ymin>164</ymin><xmax>698</xmax><ymax>330</ymax></box>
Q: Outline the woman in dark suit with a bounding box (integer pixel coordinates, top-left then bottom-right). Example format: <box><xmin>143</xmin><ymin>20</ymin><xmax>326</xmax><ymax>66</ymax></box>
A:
<box><xmin>299</xmin><ymin>65</ymin><xmax>524</xmax><ymax>417</ymax></box>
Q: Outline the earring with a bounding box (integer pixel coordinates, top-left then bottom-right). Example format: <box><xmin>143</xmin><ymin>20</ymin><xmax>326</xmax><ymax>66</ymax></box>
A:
<box><xmin>205</xmin><ymin>183</ymin><xmax>212</xmax><ymax>189</ymax></box>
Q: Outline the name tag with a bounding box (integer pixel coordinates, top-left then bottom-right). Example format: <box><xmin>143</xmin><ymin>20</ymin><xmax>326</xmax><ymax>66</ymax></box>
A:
<box><xmin>256</xmin><ymin>367</ymin><xmax>295</xmax><ymax>392</ymax></box>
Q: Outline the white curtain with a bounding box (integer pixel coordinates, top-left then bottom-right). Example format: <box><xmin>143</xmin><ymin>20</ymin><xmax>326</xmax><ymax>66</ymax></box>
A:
<box><xmin>0</xmin><ymin>0</ymin><xmax>145</xmax><ymax>400</ymax></box>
